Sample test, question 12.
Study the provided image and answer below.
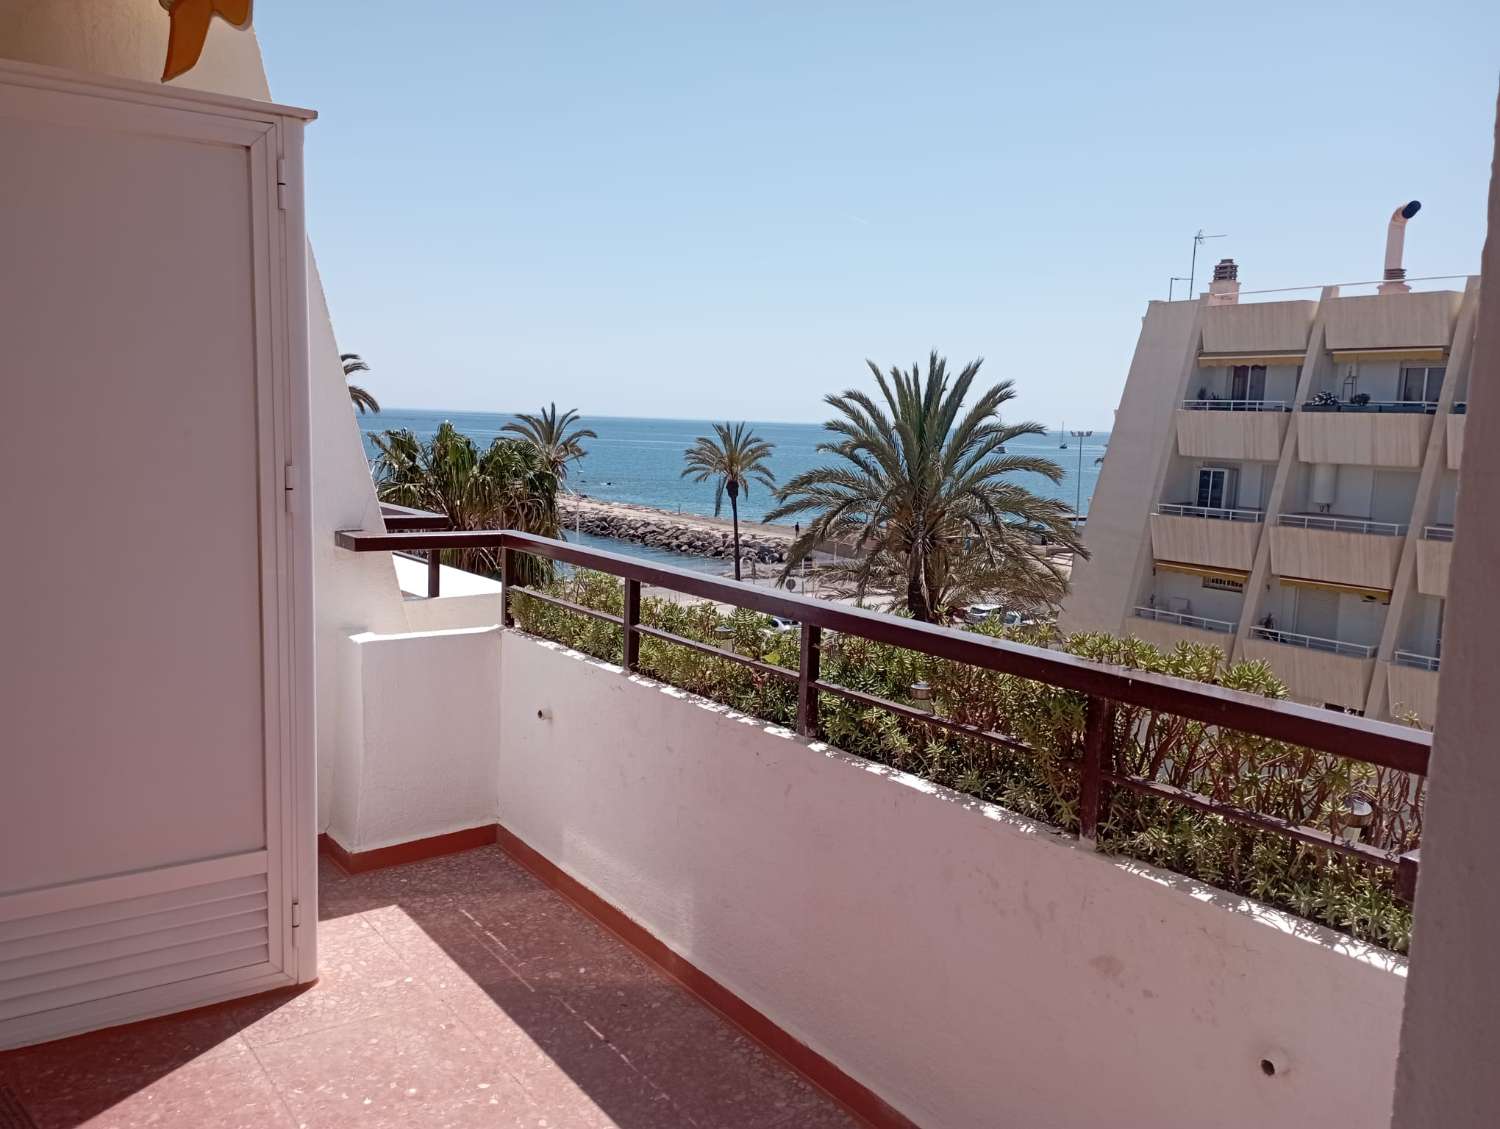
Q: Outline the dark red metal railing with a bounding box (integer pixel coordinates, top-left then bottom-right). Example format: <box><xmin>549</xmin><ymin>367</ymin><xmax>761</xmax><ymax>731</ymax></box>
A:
<box><xmin>335</xmin><ymin>525</ymin><xmax>1430</xmax><ymax>898</ymax></box>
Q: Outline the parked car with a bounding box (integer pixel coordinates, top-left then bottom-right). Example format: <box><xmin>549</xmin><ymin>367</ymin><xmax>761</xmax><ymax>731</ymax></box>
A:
<box><xmin>963</xmin><ymin>605</ymin><xmax>1039</xmax><ymax>628</ymax></box>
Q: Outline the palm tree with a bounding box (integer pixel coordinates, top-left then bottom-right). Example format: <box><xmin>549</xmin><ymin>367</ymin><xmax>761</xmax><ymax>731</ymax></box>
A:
<box><xmin>681</xmin><ymin>423</ymin><xmax>777</xmax><ymax>581</ymax></box>
<box><xmin>343</xmin><ymin>353</ymin><xmax>380</xmax><ymax>415</ymax></box>
<box><xmin>503</xmin><ymin>403</ymin><xmax>596</xmax><ymax>481</ymax></box>
<box><xmin>766</xmin><ymin>352</ymin><xmax>1085</xmax><ymax>623</ymax></box>
<box><xmin>368</xmin><ymin>422</ymin><xmax>559</xmax><ymax>585</ymax></box>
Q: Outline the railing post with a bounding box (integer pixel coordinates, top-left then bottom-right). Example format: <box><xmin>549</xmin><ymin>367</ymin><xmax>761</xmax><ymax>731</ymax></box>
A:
<box><xmin>623</xmin><ymin>578</ymin><xmax>641</xmax><ymax>673</ymax></box>
<box><xmin>1396</xmin><ymin>849</ymin><xmax>1421</xmax><ymax>904</ymax></box>
<box><xmin>499</xmin><ymin>545</ymin><xmax>510</xmax><ymax>627</ymax></box>
<box><xmin>1078</xmin><ymin>695</ymin><xmax>1111</xmax><ymax>845</ymax></box>
<box><xmin>797</xmin><ymin>622</ymin><xmax>821</xmax><ymax>737</ymax></box>
<box><xmin>426</xmin><ymin>550</ymin><xmax>441</xmax><ymax>598</ymax></box>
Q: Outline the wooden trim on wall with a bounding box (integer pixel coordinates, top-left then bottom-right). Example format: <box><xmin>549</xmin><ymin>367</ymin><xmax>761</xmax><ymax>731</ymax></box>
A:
<box><xmin>317</xmin><ymin>826</ymin><xmax>498</xmax><ymax>874</ymax></box>
<box><xmin>490</xmin><ymin>823</ymin><xmax>920</xmax><ymax>1129</ymax></box>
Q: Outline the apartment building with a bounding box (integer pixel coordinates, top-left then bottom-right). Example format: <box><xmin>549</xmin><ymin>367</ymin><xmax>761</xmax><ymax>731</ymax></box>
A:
<box><xmin>1064</xmin><ymin>243</ymin><xmax>1480</xmax><ymax>726</ymax></box>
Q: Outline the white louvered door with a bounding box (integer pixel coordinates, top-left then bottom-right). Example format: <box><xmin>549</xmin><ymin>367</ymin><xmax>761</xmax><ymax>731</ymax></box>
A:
<box><xmin>0</xmin><ymin>62</ymin><xmax>316</xmax><ymax>1049</ymax></box>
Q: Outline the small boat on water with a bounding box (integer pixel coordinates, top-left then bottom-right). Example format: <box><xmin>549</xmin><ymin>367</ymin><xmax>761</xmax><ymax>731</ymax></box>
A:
<box><xmin>1059</xmin><ymin>421</ymin><xmax>1068</xmax><ymax>449</ymax></box>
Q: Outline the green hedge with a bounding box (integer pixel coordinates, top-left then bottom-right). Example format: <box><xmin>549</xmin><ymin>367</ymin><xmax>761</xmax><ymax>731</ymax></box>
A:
<box><xmin>512</xmin><ymin>570</ymin><xmax>1421</xmax><ymax>952</ymax></box>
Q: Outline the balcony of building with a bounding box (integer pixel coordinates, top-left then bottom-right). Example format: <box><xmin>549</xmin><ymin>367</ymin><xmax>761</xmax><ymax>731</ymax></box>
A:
<box><xmin>1243</xmin><ymin>578</ymin><xmax>1388</xmax><ymax>710</ymax></box>
<box><xmin>1176</xmin><ymin>401</ymin><xmax>1291</xmax><ymax>461</ymax></box>
<box><xmin>1269</xmin><ymin>513</ymin><xmax>1407</xmax><ymax>591</ymax></box>
<box><xmin>1296</xmin><ymin>351</ymin><xmax>1450</xmax><ymax>467</ymax></box>
<box><xmin>1149</xmin><ymin>501</ymin><xmax>1264</xmax><ymax>572</ymax></box>
<box><xmin>1389</xmin><ymin>651</ymin><xmax>1442</xmax><ymax>727</ymax></box>
<box><xmin>1129</xmin><ymin>605</ymin><xmax>1237</xmax><ymax>653</ymax></box>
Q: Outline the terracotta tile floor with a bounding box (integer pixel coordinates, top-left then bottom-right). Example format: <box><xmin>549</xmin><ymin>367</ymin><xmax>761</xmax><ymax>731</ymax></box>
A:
<box><xmin>0</xmin><ymin>846</ymin><xmax>860</xmax><ymax>1129</ymax></box>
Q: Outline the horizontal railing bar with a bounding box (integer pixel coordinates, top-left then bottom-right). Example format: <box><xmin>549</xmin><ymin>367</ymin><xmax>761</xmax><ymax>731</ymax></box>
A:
<box><xmin>1104</xmin><ymin>775</ymin><xmax>1407</xmax><ymax>870</ymax></box>
<box><xmin>812</xmin><ymin>680</ymin><xmax>1033</xmax><ymax>754</ymax></box>
<box><xmin>508</xmin><ymin>587</ymin><xmax>624</xmax><ymax>627</ymax></box>
<box><xmin>379</xmin><ymin>503</ymin><xmax>449</xmax><ymax>532</ymax></box>
<box><xmin>1179</xmin><ymin>399</ymin><xmax>1290</xmax><ymax>412</ymax></box>
<box><xmin>333</xmin><ymin>528</ymin><xmax>1430</xmax><ymax>775</ymax></box>
<box><xmin>1249</xmin><ymin>626</ymin><xmax>1377</xmax><ymax>660</ymax></box>
<box><xmin>1276</xmin><ymin>513</ymin><xmax>1408</xmax><ymax>537</ymax></box>
<box><xmin>1422</xmin><ymin>524</ymin><xmax>1455</xmax><ymax>542</ymax></box>
<box><xmin>1155</xmin><ymin>503</ymin><xmax>1265</xmax><ymax>522</ymax></box>
<box><xmin>633</xmin><ymin>624</ymin><xmax>796</xmax><ymax>682</ymax></box>
<box><xmin>1133</xmin><ymin>607</ymin><xmax>1238</xmax><ymax>634</ymax></box>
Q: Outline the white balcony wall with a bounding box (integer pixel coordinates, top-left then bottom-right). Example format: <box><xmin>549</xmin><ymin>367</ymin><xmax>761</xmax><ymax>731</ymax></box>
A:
<box><xmin>1385</xmin><ymin>664</ymin><xmax>1439</xmax><ymax>727</ymax></box>
<box><xmin>1240</xmin><ymin>637</ymin><xmax>1375</xmax><ymax>710</ymax></box>
<box><xmin>326</xmin><ymin>626</ymin><xmax>503</xmax><ymax>854</ymax></box>
<box><xmin>1269</xmin><ymin>525</ymin><xmax>1403</xmax><ymax>590</ymax></box>
<box><xmin>1176</xmin><ymin>409</ymin><xmax>1289</xmax><ymax>461</ymax></box>
<box><xmin>1321</xmin><ymin>291</ymin><xmax>1462</xmax><ymax>352</ymax></box>
<box><xmin>490</xmin><ymin>635</ymin><xmax>1405</xmax><ymax>1129</ymax></box>
<box><xmin>1149</xmin><ymin>514</ymin><xmax>1260</xmax><ymax>572</ymax></box>
<box><xmin>1200</xmin><ymin>300</ymin><xmax>1316</xmax><ymax>354</ymax></box>
<box><xmin>1296</xmin><ymin>412</ymin><xmax>1433</xmax><ymax>468</ymax></box>
<box><xmin>1128</xmin><ymin>614</ymin><xmax>1233</xmax><ymax>656</ymax></box>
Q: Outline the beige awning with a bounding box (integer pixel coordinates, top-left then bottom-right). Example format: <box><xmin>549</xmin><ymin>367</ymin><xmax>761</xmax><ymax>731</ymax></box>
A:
<box><xmin>1197</xmin><ymin>353</ymin><xmax>1306</xmax><ymax>368</ymax></box>
<box><xmin>1278</xmin><ymin>575</ymin><xmax>1391</xmax><ymax>601</ymax></box>
<box><xmin>1329</xmin><ymin>347</ymin><xmax>1448</xmax><ymax>365</ymax></box>
<box><xmin>1153</xmin><ymin>561</ymin><xmax>1250</xmax><ymax>582</ymax></box>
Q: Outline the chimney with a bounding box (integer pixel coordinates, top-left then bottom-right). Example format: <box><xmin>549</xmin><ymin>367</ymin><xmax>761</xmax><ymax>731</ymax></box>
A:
<box><xmin>1208</xmin><ymin>259</ymin><xmax>1240</xmax><ymax>306</ymax></box>
<box><xmin>1378</xmin><ymin>201</ymin><xmax>1422</xmax><ymax>295</ymax></box>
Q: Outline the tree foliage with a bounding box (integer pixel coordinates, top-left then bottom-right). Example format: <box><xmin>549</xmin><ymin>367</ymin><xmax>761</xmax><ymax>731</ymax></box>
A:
<box><xmin>343</xmin><ymin>353</ymin><xmax>380</xmax><ymax>415</ymax></box>
<box><xmin>681</xmin><ymin>422</ymin><xmax>777</xmax><ymax>581</ymax></box>
<box><xmin>503</xmin><ymin>403</ymin><xmax>596</xmax><ymax>481</ymax></box>
<box><xmin>368</xmin><ymin>422</ymin><xmax>558</xmax><ymax>585</ymax></box>
<box><xmin>767</xmin><ymin>352</ymin><xmax>1085</xmax><ymax>621</ymax></box>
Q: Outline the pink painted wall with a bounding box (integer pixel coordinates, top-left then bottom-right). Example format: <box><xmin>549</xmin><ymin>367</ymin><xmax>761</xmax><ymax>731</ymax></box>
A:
<box><xmin>1389</xmin><ymin>86</ymin><xmax>1500</xmax><ymax>1129</ymax></box>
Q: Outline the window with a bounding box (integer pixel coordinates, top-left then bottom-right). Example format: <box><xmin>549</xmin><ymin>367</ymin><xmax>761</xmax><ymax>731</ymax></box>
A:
<box><xmin>1400</xmin><ymin>365</ymin><xmax>1445</xmax><ymax>404</ymax></box>
<box><xmin>1196</xmin><ymin>466</ymin><xmax>1237</xmax><ymax>510</ymax></box>
<box><xmin>1230</xmin><ymin>364</ymin><xmax>1266</xmax><ymax>401</ymax></box>
<box><xmin>1202</xmin><ymin>576</ymin><xmax>1244</xmax><ymax>593</ymax></box>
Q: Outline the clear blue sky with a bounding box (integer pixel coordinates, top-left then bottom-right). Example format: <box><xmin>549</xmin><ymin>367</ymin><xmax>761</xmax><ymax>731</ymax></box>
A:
<box><xmin>258</xmin><ymin>2</ymin><xmax>1499</xmax><ymax>428</ymax></box>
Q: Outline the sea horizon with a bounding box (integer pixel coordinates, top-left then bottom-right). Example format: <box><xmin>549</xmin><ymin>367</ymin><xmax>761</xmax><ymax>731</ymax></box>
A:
<box><xmin>361</xmin><ymin>408</ymin><xmax>1109</xmax><ymax>524</ymax></box>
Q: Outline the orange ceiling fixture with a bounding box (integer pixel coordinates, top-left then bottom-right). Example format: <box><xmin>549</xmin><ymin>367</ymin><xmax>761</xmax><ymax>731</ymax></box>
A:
<box><xmin>160</xmin><ymin>0</ymin><xmax>254</xmax><ymax>82</ymax></box>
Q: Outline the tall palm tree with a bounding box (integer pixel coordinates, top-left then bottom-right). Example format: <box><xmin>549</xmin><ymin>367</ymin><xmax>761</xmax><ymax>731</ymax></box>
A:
<box><xmin>503</xmin><ymin>403</ymin><xmax>596</xmax><ymax>481</ymax></box>
<box><xmin>368</xmin><ymin>422</ymin><xmax>559</xmax><ymax>585</ymax></box>
<box><xmin>343</xmin><ymin>353</ymin><xmax>380</xmax><ymax>414</ymax></box>
<box><xmin>681</xmin><ymin>423</ymin><xmax>777</xmax><ymax>581</ymax></box>
<box><xmin>766</xmin><ymin>352</ymin><xmax>1085</xmax><ymax>623</ymax></box>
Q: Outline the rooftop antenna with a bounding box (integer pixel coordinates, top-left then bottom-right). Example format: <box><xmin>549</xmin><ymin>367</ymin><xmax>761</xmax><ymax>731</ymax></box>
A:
<box><xmin>1188</xmin><ymin>230</ymin><xmax>1227</xmax><ymax>300</ymax></box>
<box><xmin>1168</xmin><ymin>276</ymin><xmax>1190</xmax><ymax>301</ymax></box>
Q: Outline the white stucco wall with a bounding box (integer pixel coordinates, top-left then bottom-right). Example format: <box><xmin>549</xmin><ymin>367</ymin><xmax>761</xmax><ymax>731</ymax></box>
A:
<box><xmin>1062</xmin><ymin>299</ymin><xmax>1203</xmax><ymax>635</ymax></box>
<box><xmin>496</xmin><ymin>633</ymin><xmax>1407</xmax><ymax>1129</ymax></box>
<box><xmin>327</xmin><ymin>626</ymin><xmax>503</xmax><ymax>853</ymax></box>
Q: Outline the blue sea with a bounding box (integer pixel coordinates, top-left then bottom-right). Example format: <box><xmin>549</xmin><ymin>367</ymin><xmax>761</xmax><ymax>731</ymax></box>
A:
<box><xmin>361</xmin><ymin>410</ymin><xmax>1108</xmax><ymax>524</ymax></box>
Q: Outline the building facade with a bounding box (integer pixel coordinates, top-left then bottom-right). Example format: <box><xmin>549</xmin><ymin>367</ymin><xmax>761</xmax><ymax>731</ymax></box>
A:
<box><xmin>1063</xmin><ymin>261</ymin><xmax>1481</xmax><ymax>725</ymax></box>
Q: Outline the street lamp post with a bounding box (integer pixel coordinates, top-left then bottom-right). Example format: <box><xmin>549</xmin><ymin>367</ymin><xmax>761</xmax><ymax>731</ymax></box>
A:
<box><xmin>1069</xmin><ymin>430</ymin><xmax>1094</xmax><ymax>523</ymax></box>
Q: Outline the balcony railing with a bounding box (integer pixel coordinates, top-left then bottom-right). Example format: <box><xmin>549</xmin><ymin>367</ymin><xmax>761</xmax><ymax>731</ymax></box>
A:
<box><xmin>1132</xmin><ymin>606</ymin><xmax>1237</xmax><ymax>634</ymax></box>
<box><xmin>336</xmin><ymin>524</ymin><xmax>1429</xmax><ymax>900</ymax></box>
<box><xmin>1300</xmin><ymin>400</ymin><xmax>1439</xmax><ymax>414</ymax></box>
<box><xmin>1278</xmin><ymin>513</ymin><xmax>1408</xmax><ymax>537</ymax></box>
<box><xmin>1423</xmin><ymin>524</ymin><xmax>1455</xmax><ymax>542</ymax></box>
<box><xmin>1249</xmin><ymin>625</ymin><xmax>1377</xmax><ymax>660</ymax></box>
<box><xmin>1453</xmin><ymin>401</ymin><xmax>1468</xmax><ymax>414</ymax></box>
<box><xmin>1394</xmin><ymin>650</ymin><xmax>1441</xmax><ymax>672</ymax></box>
<box><xmin>1155</xmin><ymin>502</ymin><xmax>1265</xmax><ymax>522</ymax></box>
<box><xmin>1180</xmin><ymin>399</ymin><xmax>1290</xmax><ymax>412</ymax></box>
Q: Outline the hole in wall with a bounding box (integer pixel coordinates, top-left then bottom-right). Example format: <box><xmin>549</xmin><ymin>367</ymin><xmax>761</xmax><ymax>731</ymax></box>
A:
<box><xmin>1260</xmin><ymin>1059</ymin><xmax>1277</xmax><ymax>1077</ymax></box>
